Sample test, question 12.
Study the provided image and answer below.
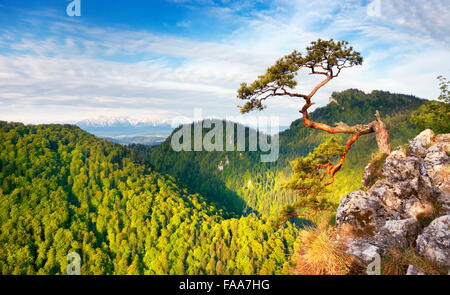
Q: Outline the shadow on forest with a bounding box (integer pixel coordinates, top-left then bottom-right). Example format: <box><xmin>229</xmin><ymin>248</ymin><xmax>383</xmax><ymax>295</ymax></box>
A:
<box><xmin>128</xmin><ymin>144</ymin><xmax>257</xmax><ymax>217</ymax></box>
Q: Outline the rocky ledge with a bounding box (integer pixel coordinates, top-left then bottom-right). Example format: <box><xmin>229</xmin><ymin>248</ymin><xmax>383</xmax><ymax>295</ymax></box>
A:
<box><xmin>335</xmin><ymin>129</ymin><xmax>449</xmax><ymax>274</ymax></box>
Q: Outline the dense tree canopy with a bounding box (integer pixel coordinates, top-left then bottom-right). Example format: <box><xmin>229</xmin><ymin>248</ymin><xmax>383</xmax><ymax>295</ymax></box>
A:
<box><xmin>0</xmin><ymin>122</ymin><xmax>297</xmax><ymax>274</ymax></box>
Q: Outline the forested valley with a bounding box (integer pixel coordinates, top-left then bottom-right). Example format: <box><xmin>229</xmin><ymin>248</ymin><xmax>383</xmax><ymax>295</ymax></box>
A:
<box><xmin>0</xmin><ymin>122</ymin><xmax>297</xmax><ymax>274</ymax></box>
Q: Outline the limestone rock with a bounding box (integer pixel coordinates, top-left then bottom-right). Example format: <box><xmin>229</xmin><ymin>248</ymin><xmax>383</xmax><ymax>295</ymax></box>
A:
<box><xmin>423</xmin><ymin>136</ymin><xmax>450</xmax><ymax>215</ymax></box>
<box><xmin>336</xmin><ymin>130</ymin><xmax>450</xmax><ymax>271</ymax></box>
<box><xmin>408</xmin><ymin>129</ymin><xmax>434</xmax><ymax>158</ymax></box>
<box><xmin>406</xmin><ymin>265</ymin><xmax>425</xmax><ymax>275</ymax></box>
<box><xmin>375</xmin><ymin>218</ymin><xmax>419</xmax><ymax>249</ymax></box>
<box><xmin>336</xmin><ymin>190</ymin><xmax>386</xmax><ymax>230</ymax></box>
<box><xmin>345</xmin><ymin>240</ymin><xmax>382</xmax><ymax>264</ymax></box>
<box><xmin>416</xmin><ymin>215</ymin><xmax>450</xmax><ymax>268</ymax></box>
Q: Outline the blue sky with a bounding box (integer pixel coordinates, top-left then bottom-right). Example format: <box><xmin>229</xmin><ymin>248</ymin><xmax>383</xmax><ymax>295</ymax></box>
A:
<box><xmin>0</xmin><ymin>0</ymin><xmax>449</xmax><ymax>125</ymax></box>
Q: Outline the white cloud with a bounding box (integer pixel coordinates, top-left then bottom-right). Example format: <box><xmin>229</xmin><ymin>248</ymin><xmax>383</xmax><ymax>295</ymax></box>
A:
<box><xmin>176</xmin><ymin>20</ymin><xmax>192</xmax><ymax>28</ymax></box>
<box><xmin>374</xmin><ymin>0</ymin><xmax>450</xmax><ymax>46</ymax></box>
<box><xmin>0</xmin><ymin>0</ymin><xmax>449</xmax><ymax>125</ymax></box>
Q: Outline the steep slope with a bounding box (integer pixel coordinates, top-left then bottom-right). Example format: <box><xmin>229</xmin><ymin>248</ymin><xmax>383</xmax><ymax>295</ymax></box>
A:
<box><xmin>0</xmin><ymin>121</ymin><xmax>297</xmax><ymax>275</ymax></box>
<box><xmin>141</xmin><ymin>89</ymin><xmax>426</xmax><ymax>216</ymax></box>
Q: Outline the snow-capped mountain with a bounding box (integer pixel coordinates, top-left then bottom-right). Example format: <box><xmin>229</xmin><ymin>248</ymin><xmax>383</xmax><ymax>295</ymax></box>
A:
<box><xmin>76</xmin><ymin>116</ymin><xmax>171</xmax><ymax>128</ymax></box>
<box><xmin>75</xmin><ymin>116</ymin><xmax>174</xmax><ymax>144</ymax></box>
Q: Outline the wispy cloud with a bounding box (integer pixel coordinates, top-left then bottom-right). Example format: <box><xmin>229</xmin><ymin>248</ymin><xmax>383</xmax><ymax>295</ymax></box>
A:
<box><xmin>0</xmin><ymin>0</ymin><xmax>449</xmax><ymax>125</ymax></box>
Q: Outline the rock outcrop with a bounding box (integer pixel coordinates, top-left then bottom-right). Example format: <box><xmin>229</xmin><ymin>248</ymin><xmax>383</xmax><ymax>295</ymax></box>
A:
<box><xmin>416</xmin><ymin>215</ymin><xmax>450</xmax><ymax>268</ymax></box>
<box><xmin>336</xmin><ymin>129</ymin><xmax>450</xmax><ymax>274</ymax></box>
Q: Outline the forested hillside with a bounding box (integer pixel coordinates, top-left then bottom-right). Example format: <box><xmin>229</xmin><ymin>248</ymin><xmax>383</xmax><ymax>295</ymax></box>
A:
<box><xmin>140</xmin><ymin>89</ymin><xmax>425</xmax><ymax>216</ymax></box>
<box><xmin>0</xmin><ymin>122</ymin><xmax>297</xmax><ymax>275</ymax></box>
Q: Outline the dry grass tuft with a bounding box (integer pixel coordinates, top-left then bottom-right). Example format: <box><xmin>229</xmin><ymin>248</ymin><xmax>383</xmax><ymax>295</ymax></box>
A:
<box><xmin>288</xmin><ymin>221</ymin><xmax>364</xmax><ymax>275</ymax></box>
<box><xmin>382</xmin><ymin>247</ymin><xmax>447</xmax><ymax>275</ymax></box>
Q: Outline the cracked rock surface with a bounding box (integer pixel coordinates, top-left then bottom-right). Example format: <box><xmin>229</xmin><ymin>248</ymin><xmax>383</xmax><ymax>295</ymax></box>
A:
<box><xmin>336</xmin><ymin>129</ymin><xmax>450</xmax><ymax>274</ymax></box>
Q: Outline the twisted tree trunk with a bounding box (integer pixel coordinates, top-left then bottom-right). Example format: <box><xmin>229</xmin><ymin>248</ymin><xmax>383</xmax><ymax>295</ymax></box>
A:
<box><xmin>373</xmin><ymin>110</ymin><xmax>392</xmax><ymax>154</ymax></box>
<box><xmin>301</xmin><ymin>109</ymin><xmax>392</xmax><ymax>185</ymax></box>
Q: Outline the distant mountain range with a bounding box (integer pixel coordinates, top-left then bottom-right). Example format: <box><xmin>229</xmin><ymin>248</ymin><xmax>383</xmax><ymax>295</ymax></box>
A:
<box><xmin>75</xmin><ymin>116</ymin><xmax>289</xmax><ymax>145</ymax></box>
<box><xmin>103</xmin><ymin>135</ymin><xmax>166</xmax><ymax>146</ymax></box>
<box><xmin>75</xmin><ymin>116</ymin><xmax>174</xmax><ymax>145</ymax></box>
<box><xmin>76</xmin><ymin>116</ymin><xmax>172</xmax><ymax>127</ymax></box>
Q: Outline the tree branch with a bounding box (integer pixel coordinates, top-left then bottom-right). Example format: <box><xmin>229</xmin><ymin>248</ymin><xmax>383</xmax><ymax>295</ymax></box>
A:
<box><xmin>306</xmin><ymin>75</ymin><xmax>332</xmax><ymax>101</ymax></box>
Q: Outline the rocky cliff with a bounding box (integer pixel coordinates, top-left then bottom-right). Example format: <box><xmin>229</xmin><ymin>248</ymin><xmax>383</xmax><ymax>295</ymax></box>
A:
<box><xmin>335</xmin><ymin>129</ymin><xmax>449</xmax><ymax>274</ymax></box>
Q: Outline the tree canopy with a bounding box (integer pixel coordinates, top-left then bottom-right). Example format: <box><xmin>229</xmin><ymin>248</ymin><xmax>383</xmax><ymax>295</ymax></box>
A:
<box><xmin>412</xmin><ymin>75</ymin><xmax>450</xmax><ymax>134</ymax></box>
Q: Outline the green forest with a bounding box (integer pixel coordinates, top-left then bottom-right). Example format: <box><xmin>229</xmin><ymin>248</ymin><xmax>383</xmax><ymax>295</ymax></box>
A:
<box><xmin>0</xmin><ymin>122</ymin><xmax>297</xmax><ymax>275</ymax></box>
<box><xmin>0</xmin><ymin>89</ymin><xmax>434</xmax><ymax>275</ymax></box>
